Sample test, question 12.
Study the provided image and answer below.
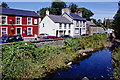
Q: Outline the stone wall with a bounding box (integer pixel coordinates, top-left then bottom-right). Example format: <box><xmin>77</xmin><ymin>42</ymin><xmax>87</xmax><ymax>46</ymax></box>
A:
<box><xmin>32</xmin><ymin>39</ymin><xmax>67</xmax><ymax>48</ymax></box>
<box><xmin>0</xmin><ymin>39</ymin><xmax>70</xmax><ymax>48</ymax></box>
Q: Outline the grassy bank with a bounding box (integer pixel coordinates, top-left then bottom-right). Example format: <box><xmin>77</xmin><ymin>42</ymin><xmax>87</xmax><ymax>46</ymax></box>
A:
<box><xmin>1</xmin><ymin>33</ymin><xmax>109</xmax><ymax>79</ymax></box>
<box><xmin>112</xmin><ymin>46</ymin><xmax>120</xmax><ymax>80</ymax></box>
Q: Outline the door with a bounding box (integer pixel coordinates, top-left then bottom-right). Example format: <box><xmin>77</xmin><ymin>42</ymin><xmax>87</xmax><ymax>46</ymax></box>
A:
<box><xmin>16</xmin><ymin>27</ymin><xmax>22</xmax><ymax>34</ymax></box>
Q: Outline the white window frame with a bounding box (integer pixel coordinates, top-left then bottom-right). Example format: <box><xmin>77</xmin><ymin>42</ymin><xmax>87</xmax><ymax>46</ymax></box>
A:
<box><xmin>27</xmin><ymin>27</ymin><xmax>33</xmax><ymax>35</ymax></box>
<box><xmin>16</xmin><ymin>16</ymin><xmax>22</xmax><ymax>25</ymax></box>
<box><xmin>1</xmin><ymin>27</ymin><xmax>8</xmax><ymax>36</ymax></box>
<box><xmin>75</xmin><ymin>28</ymin><xmax>79</xmax><ymax>34</ymax></box>
<box><xmin>34</xmin><ymin>19</ymin><xmax>37</xmax><ymax>25</ymax></box>
<box><xmin>1</xmin><ymin>15</ymin><xmax>7</xmax><ymax>25</ymax></box>
<box><xmin>16</xmin><ymin>27</ymin><xmax>22</xmax><ymax>34</ymax></box>
<box><xmin>27</xmin><ymin>17</ymin><xmax>32</xmax><ymax>25</ymax></box>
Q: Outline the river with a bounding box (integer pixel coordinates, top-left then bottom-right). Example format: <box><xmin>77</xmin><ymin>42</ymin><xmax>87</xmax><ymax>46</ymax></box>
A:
<box><xmin>45</xmin><ymin>48</ymin><xmax>115</xmax><ymax>80</ymax></box>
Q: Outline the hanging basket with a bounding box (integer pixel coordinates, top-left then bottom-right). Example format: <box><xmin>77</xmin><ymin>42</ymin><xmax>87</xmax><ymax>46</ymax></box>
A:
<box><xmin>11</xmin><ymin>27</ymin><xmax>14</xmax><ymax>30</ymax></box>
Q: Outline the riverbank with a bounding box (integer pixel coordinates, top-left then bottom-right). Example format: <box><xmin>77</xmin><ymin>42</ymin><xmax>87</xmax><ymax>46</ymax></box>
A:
<box><xmin>1</xmin><ymin>33</ymin><xmax>110</xmax><ymax>79</ymax></box>
<box><xmin>112</xmin><ymin>45</ymin><xmax>120</xmax><ymax>80</ymax></box>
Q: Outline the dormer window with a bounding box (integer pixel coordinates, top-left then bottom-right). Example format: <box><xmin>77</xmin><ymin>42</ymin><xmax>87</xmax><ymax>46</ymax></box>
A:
<box><xmin>27</xmin><ymin>17</ymin><xmax>32</xmax><ymax>25</ymax></box>
<box><xmin>16</xmin><ymin>16</ymin><xmax>22</xmax><ymax>25</ymax></box>
<box><xmin>1</xmin><ymin>16</ymin><xmax>7</xmax><ymax>24</ymax></box>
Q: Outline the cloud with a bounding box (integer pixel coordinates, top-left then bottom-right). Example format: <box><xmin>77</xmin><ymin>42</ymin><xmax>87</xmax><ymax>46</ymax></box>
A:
<box><xmin>1</xmin><ymin>0</ymin><xmax>120</xmax><ymax>2</ymax></box>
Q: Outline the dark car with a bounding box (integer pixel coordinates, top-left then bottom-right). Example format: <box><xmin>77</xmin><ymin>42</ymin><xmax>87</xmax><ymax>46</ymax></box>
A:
<box><xmin>81</xmin><ymin>34</ymin><xmax>88</xmax><ymax>37</ymax></box>
<box><xmin>14</xmin><ymin>34</ymin><xmax>24</xmax><ymax>41</ymax></box>
<box><xmin>0</xmin><ymin>34</ymin><xmax>24</xmax><ymax>43</ymax></box>
<box><xmin>61</xmin><ymin>35</ymin><xmax>71</xmax><ymax>38</ymax></box>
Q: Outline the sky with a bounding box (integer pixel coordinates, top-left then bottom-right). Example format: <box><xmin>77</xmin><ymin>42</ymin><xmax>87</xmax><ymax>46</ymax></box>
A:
<box><xmin>0</xmin><ymin>1</ymin><xmax>119</xmax><ymax>21</ymax></box>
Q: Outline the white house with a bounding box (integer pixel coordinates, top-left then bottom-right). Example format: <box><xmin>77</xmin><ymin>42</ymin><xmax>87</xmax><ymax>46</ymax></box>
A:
<box><xmin>39</xmin><ymin>8</ymin><xmax>86</xmax><ymax>37</ymax></box>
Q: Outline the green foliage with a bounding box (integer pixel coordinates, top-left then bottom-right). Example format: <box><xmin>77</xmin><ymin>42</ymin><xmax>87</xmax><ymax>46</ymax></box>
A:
<box><xmin>77</xmin><ymin>7</ymin><xmax>94</xmax><ymax>20</ymax></box>
<box><xmin>96</xmin><ymin>19</ymin><xmax>103</xmax><ymax>27</ymax></box>
<box><xmin>69</xmin><ymin>3</ymin><xmax>78</xmax><ymax>13</ymax></box>
<box><xmin>64</xmin><ymin>34</ymin><xmax>108</xmax><ymax>50</ymax></box>
<box><xmin>112</xmin><ymin>46</ymin><xmax>120</xmax><ymax>80</ymax></box>
<box><xmin>51</xmin><ymin>0</ymin><xmax>66</xmax><ymax>15</ymax></box>
<box><xmin>0</xmin><ymin>2</ymin><xmax>9</xmax><ymax>8</ymax></box>
<box><xmin>113</xmin><ymin>9</ymin><xmax>120</xmax><ymax>39</ymax></box>
<box><xmin>1</xmin><ymin>34</ymin><xmax>109</xmax><ymax>79</ymax></box>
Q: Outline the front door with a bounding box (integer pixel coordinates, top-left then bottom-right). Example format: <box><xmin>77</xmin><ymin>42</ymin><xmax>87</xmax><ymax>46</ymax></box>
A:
<box><xmin>16</xmin><ymin>27</ymin><xmax>22</xmax><ymax>34</ymax></box>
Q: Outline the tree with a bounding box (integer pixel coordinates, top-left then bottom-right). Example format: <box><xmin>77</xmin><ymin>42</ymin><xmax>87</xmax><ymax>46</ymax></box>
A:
<box><xmin>0</xmin><ymin>2</ymin><xmax>9</xmax><ymax>8</ymax></box>
<box><xmin>96</xmin><ymin>19</ymin><xmax>103</xmax><ymax>27</ymax></box>
<box><xmin>40</xmin><ymin>7</ymin><xmax>57</xmax><ymax>19</ymax></box>
<box><xmin>51</xmin><ymin>0</ymin><xmax>66</xmax><ymax>15</ymax></box>
<box><xmin>69</xmin><ymin>3</ymin><xmax>78</xmax><ymax>13</ymax></box>
<box><xmin>77</xmin><ymin>7</ymin><xmax>94</xmax><ymax>20</ymax></box>
<box><xmin>113</xmin><ymin>9</ymin><xmax>120</xmax><ymax>39</ymax></box>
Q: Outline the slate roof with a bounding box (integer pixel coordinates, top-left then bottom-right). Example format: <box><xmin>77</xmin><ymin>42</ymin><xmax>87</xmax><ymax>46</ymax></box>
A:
<box><xmin>0</xmin><ymin>7</ymin><xmax>40</xmax><ymax>18</ymax></box>
<box><xmin>49</xmin><ymin>15</ymin><xmax>72</xmax><ymax>24</ymax></box>
<box><xmin>86</xmin><ymin>21</ymin><xmax>96</xmax><ymax>26</ymax></box>
<box><xmin>70</xmin><ymin>13</ymin><xmax>86</xmax><ymax>21</ymax></box>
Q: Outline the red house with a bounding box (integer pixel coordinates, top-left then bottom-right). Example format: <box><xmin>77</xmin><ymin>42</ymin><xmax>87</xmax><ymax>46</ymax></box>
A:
<box><xmin>0</xmin><ymin>7</ymin><xmax>40</xmax><ymax>38</ymax></box>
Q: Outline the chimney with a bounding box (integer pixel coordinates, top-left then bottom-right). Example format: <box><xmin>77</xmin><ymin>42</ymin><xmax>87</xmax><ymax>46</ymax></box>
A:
<box><xmin>91</xmin><ymin>19</ymin><xmax>94</xmax><ymax>23</ymax></box>
<box><xmin>46</xmin><ymin>9</ymin><xmax>49</xmax><ymax>15</ymax></box>
<box><xmin>62</xmin><ymin>8</ymin><xmax>70</xmax><ymax>15</ymax></box>
<box><xmin>37</xmin><ymin>11</ymin><xmax>40</xmax><ymax>15</ymax></box>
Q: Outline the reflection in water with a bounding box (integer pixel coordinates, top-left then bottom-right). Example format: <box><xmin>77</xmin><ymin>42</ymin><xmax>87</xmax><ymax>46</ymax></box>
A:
<box><xmin>46</xmin><ymin>48</ymin><xmax>114</xmax><ymax>80</ymax></box>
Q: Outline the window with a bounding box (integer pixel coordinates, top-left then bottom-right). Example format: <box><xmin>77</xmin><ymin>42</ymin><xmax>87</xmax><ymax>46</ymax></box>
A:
<box><xmin>68</xmin><ymin>30</ymin><xmax>71</xmax><ymax>35</ymax></box>
<box><xmin>16</xmin><ymin>17</ymin><xmax>22</xmax><ymax>25</ymax></box>
<box><xmin>34</xmin><ymin>19</ymin><xmax>37</xmax><ymax>24</ymax></box>
<box><xmin>59</xmin><ymin>23</ymin><xmax>62</xmax><ymax>29</ymax></box>
<box><xmin>75</xmin><ymin>28</ymin><xmax>79</xmax><ymax>34</ymax></box>
<box><xmin>1</xmin><ymin>27</ymin><xmax>7</xmax><ymax>36</ymax></box>
<box><xmin>82</xmin><ymin>28</ymin><xmax>85</xmax><ymax>30</ymax></box>
<box><xmin>69</xmin><ymin>24</ymin><xmax>71</xmax><ymax>29</ymax></box>
<box><xmin>43</xmin><ymin>23</ymin><xmax>44</xmax><ymax>27</ymax></box>
<box><xmin>27</xmin><ymin>27</ymin><xmax>33</xmax><ymax>35</ymax></box>
<box><xmin>64</xmin><ymin>24</ymin><xmax>66</xmax><ymax>29</ymax></box>
<box><xmin>1</xmin><ymin>16</ymin><xmax>7</xmax><ymax>24</ymax></box>
<box><xmin>76</xmin><ymin>21</ymin><xmax>79</xmax><ymax>27</ymax></box>
<box><xmin>27</xmin><ymin>17</ymin><xmax>32</xmax><ymax>25</ymax></box>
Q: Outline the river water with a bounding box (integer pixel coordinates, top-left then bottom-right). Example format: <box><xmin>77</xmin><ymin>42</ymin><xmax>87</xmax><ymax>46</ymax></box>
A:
<box><xmin>46</xmin><ymin>48</ymin><xmax>114</xmax><ymax>80</ymax></box>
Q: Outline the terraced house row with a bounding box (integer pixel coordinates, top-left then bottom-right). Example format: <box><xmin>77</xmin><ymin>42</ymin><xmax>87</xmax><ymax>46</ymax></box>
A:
<box><xmin>0</xmin><ymin>7</ymin><xmax>87</xmax><ymax>38</ymax></box>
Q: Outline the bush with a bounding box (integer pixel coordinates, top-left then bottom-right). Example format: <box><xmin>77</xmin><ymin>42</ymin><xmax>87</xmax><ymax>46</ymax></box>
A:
<box><xmin>1</xmin><ymin>33</ymin><xmax>109</xmax><ymax>79</ymax></box>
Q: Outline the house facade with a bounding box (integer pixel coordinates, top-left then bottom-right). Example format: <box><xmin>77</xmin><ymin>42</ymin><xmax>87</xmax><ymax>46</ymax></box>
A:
<box><xmin>39</xmin><ymin>8</ymin><xmax>86</xmax><ymax>37</ymax></box>
<box><xmin>86</xmin><ymin>20</ymin><xmax>105</xmax><ymax>35</ymax></box>
<box><xmin>0</xmin><ymin>8</ymin><xmax>40</xmax><ymax>38</ymax></box>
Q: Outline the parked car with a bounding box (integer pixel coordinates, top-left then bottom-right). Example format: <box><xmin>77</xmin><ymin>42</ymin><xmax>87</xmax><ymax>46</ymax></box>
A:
<box><xmin>14</xmin><ymin>34</ymin><xmax>24</xmax><ymax>41</ymax></box>
<box><xmin>60</xmin><ymin>35</ymin><xmax>71</xmax><ymax>38</ymax></box>
<box><xmin>81</xmin><ymin>34</ymin><xmax>88</xmax><ymax>37</ymax></box>
<box><xmin>0</xmin><ymin>34</ymin><xmax>24</xmax><ymax>43</ymax></box>
<box><xmin>38</xmin><ymin>33</ymin><xmax>49</xmax><ymax>38</ymax></box>
<box><xmin>38</xmin><ymin>38</ymin><xmax>47</xmax><ymax>41</ymax></box>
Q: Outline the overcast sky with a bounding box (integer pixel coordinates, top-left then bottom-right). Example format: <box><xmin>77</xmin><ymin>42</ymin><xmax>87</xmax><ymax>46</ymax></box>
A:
<box><xmin>0</xmin><ymin>1</ymin><xmax>119</xmax><ymax>21</ymax></box>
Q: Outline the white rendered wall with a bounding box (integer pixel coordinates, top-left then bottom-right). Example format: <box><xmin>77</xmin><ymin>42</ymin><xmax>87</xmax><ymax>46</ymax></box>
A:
<box><xmin>39</xmin><ymin>15</ymin><xmax>57</xmax><ymax>36</ymax></box>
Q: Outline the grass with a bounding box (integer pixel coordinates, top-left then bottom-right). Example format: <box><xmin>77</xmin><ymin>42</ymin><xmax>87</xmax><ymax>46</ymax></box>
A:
<box><xmin>1</xmin><ymin>33</ymin><xmax>109</xmax><ymax>79</ymax></box>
